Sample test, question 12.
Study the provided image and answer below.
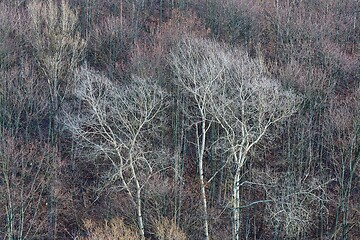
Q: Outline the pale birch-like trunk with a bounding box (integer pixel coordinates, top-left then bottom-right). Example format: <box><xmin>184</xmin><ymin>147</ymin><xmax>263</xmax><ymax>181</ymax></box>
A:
<box><xmin>131</xmin><ymin>162</ymin><xmax>145</xmax><ymax>239</ymax></box>
<box><xmin>129</xmin><ymin>131</ymin><xmax>146</xmax><ymax>239</ymax></box>
<box><xmin>196</xmin><ymin>120</ymin><xmax>210</xmax><ymax>240</ymax></box>
<box><xmin>232</xmin><ymin>167</ymin><xmax>241</xmax><ymax>240</ymax></box>
<box><xmin>232</xmin><ymin>149</ymin><xmax>245</xmax><ymax>240</ymax></box>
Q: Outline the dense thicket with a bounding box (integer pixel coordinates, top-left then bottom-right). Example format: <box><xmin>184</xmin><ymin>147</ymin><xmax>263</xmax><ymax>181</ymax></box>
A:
<box><xmin>0</xmin><ymin>0</ymin><xmax>359</xmax><ymax>239</ymax></box>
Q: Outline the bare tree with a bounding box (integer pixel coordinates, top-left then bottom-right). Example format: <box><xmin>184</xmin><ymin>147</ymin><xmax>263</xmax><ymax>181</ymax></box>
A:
<box><xmin>27</xmin><ymin>1</ymin><xmax>86</xmax><ymax>238</ymax></box>
<box><xmin>28</xmin><ymin>0</ymin><xmax>86</xmax><ymax>113</ymax></box>
<box><xmin>170</xmin><ymin>36</ymin><xmax>301</xmax><ymax>240</ymax></box>
<box><xmin>170</xmin><ymin>36</ymin><xmax>229</xmax><ymax>240</ymax></box>
<box><xmin>252</xmin><ymin>166</ymin><xmax>334</xmax><ymax>239</ymax></box>
<box><xmin>325</xmin><ymin>92</ymin><xmax>360</xmax><ymax>240</ymax></box>
<box><xmin>0</xmin><ymin>132</ymin><xmax>52</xmax><ymax>240</ymax></box>
<box><xmin>210</xmin><ymin>49</ymin><xmax>300</xmax><ymax>240</ymax></box>
<box><xmin>62</xmin><ymin>66</ymin><xmax>168</xmax><ymax>239</ymax></box>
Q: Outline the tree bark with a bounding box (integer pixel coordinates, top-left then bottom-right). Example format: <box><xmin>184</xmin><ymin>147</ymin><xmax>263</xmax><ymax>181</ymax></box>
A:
<box><xmin>232</xmin><ymin>166</ymin><xmax>241</xmax><ymax>240</ymax></box>
<box><xmin>197</xmin><ymin>121</ymin><xmax>210</xmax><ymax>240</ymax></box>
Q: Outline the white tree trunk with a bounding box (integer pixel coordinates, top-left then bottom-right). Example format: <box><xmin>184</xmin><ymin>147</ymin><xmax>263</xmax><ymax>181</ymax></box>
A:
<box><xmin>232</xmin><ymin>168</ymin><xmax>241</xmax><ymax>240</ymax></box>
<box><xmin>198</xmin><ymin>120</ymin><xmax>210</xmax><ymax>240</ymax></box>
<box><xmin>131</xmin><ymin>161</ymin><xmax>145</xmax><ymax>239</ymax></box>
<box><xmin>136</xmin><ymin>182</ymin><xmax>145</xmax><ymax>240</ymax></box>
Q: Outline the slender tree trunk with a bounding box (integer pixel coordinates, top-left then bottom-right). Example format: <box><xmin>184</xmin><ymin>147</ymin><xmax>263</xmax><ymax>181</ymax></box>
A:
<box><xmin>48</xmin><ymin>75</ymin><xmax>58</xmax><ymax>240</ymax></box>
<box><xmin>177</xmin><ymin>116</ymin><xmax>186</xmax><ymax>225</ymax></box>
<box><xmin>135</xmin><ymin>178</ymin><xmax>145</xmax><ymax>240</ymax></box>
<box><xmin>216</xmin><ymin>158</ymin><xmax>224</xmax><ymax>205</ymax></box>
<box><xmin>232</xmin><ymin>167</ymin><xmax>241</xmax><ymax>240</ymax></box>
<box><xmin>47</xmin><ymin>67</ymin><xmax>64</xmax><ymax>240</ymax></box>
<box><xmin>197</xmin><ymin>120</ymin><xmax>210</xmax><ymax>240</ymax></box>
<box><xmin>4</xmin><ymin>166</ymin><xmax>14</xmax><ymax>240</ymax></box>
<box><xmin>130</xmin><ymin>154</ymin><xmax>145</xmax><ymax>239</ymax></box>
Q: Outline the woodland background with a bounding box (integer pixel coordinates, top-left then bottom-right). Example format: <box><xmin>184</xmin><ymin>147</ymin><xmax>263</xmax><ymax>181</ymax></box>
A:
<box><xmin>0</xmin><ymin>0</ymin><xmax>359</xmax><ymax>239</ymax></box>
